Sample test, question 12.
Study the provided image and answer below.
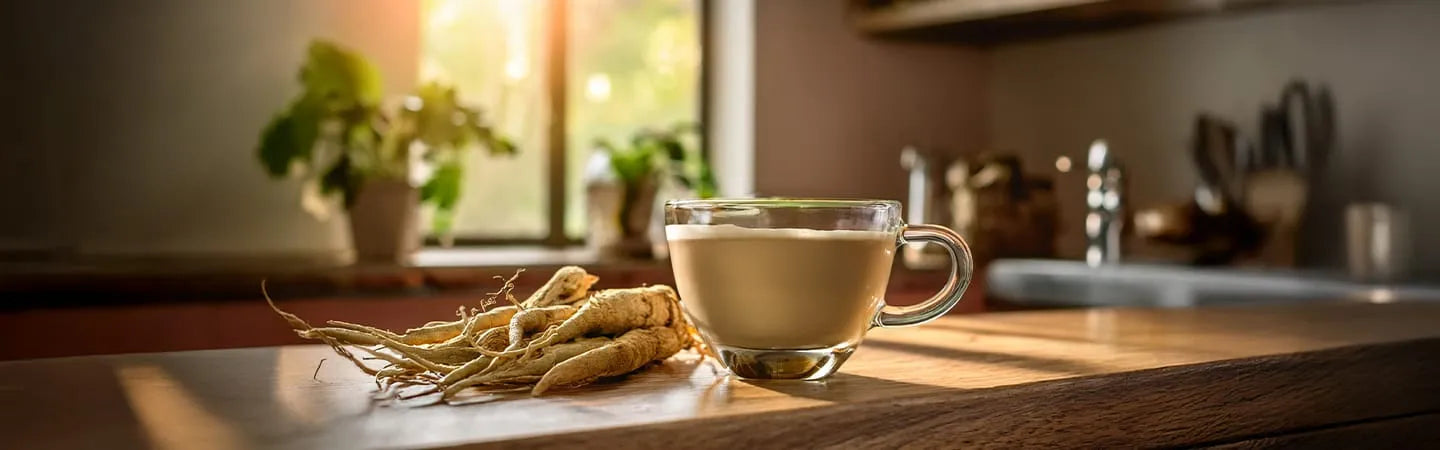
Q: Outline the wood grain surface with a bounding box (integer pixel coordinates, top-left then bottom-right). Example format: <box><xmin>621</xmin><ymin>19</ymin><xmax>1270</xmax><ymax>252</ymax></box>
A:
<box><xmin>1</xmin><ymin>302</ymin><xmax>1438</xmax><ymax>449</ymax></box>
<box><xmin>1206</xmin><ymin>413</ymin><xmax>1440</xmax><ymax>449</ymax></box>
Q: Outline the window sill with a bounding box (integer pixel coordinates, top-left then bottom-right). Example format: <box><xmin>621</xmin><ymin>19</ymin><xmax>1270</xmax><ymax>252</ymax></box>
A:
<box><xmin>0</xmin><ymin>247</ymin><xmax>673</xmax><ymax>306</ymax></box>
<box><xmin>410</xmin><ymin>246</ymin><xmax>602</xmax><ymax>268</ymax></box>
<box><xmin>0</xmin><ymin>247</ymin><xmax>955</xmax><ymax>308</ymax></box>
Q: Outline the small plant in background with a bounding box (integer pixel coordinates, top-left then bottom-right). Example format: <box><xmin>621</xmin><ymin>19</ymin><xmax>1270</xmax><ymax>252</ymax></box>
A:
<box><xmin>594</xmin><ymin>123</ymin><xmax>715</xmax><ymax>236</ymax></box>
<box><xmin>256</xmin><ymin>40</ymin><xmax>516</xmax><ymax>234</ymax></box>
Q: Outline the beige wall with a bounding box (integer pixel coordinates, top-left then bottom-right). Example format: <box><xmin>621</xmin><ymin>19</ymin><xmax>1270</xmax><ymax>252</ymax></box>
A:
<box><xmin>10</xmin><ymin>0</ymin><xmax>1435</xmax><ymax>276</ymax></box>
<box><xmin>753</xmin><ymin>0</ymin><xmax>988</xmax><ymax>201</ymax></box>
<box><xmin>989</xmin><ymin>0</ymin><xmax>1440</xmax><ymax>275</ymax></box>
<box><xmin>1</xmin><ymin>0</ymin><xmax>419</xmax><ymax>257</ymax></box>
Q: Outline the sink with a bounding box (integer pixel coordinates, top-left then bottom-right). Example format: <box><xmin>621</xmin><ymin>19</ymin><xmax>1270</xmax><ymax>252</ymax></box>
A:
<box><xmin>986</xmin><ymin>259</ymin><xmax>1440</xmax><ymax>308</ymax></box>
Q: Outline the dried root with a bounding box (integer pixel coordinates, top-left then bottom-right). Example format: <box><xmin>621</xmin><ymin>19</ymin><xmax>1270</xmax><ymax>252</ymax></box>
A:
<box><xmin>521</xmin><ymin>266</ymin><xmax>599</xmax><ymax>308</ymax></box>
<box><xmin>394</xmin><ymin>306</ymin><xmax>518</xmax><ymax>345</ymax></box>
<box><xmin>299</xmin><ymin>327</ymin><xmax>384</xmax><ymax>346</ymax></box>
<box><xmin>264</xmin><ymin>267</ymin><xmax>699</xmax><ymax>402</ymax></box>
<box><xmin>505</xmin><ymin>305</ymin><xmax>578</xmax><ymax>350</ymax></box>
<box><xmin>473</xmin><ymin>327</ymin><xmax>508</xmax><ymax>352</ymax></box>
<box><xmin>533</xmin><ymin>326</ymin><xmax>688</xmax><ymax>395</ymax></box>
<box><xmin>515</xmin><ymin>285</ymin><xmax>681</xmax><ymax>354</ymax></box>
<box><xmin>442</xmin><ymin>337</ymin><xmax>611</xmax><ymax>397</ymax></box>
<box><xmin>263</xmin><ymin>280</ymin><xmax>379</xmax><ymax>376</ymax></box>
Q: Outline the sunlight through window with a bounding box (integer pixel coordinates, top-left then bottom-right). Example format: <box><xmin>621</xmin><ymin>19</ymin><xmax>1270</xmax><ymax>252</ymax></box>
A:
<box><xmin>421</xmin><ymin>0</ymin><xmax>700</xmax><ymax>242</ymax></box>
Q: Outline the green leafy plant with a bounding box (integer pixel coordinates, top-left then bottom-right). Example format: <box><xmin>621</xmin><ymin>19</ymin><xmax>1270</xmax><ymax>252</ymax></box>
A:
<box><xmin>256</xmin><ymin>40</ymin><xmax>515</xmax><ymax>233</ymax></box>
<box><xmin>594</xmin><ymin>123</ymin><xmax>716</xmax><ymax>235</ymax></box>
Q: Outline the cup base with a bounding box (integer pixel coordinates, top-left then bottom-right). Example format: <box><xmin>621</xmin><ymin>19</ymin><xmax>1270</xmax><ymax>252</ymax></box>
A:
<box><xmin>713</xmin><ymin>343</ymin><xmax>856</xmax><ymax>380</ymax></box>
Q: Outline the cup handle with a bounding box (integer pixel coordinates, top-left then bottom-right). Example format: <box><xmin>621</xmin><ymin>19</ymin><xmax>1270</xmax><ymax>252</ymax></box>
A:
<box><xmin>874</xmin><ymin>224</ymin><xmax>974</xmax><ymax>328</ymax></box>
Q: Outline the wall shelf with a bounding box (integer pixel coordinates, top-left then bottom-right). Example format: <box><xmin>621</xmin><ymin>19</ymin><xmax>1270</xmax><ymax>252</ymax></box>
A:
<box><xmin>852</xmin><ymin>0</ymin><xmax>1352</xmax><ymax>44</ymax></box>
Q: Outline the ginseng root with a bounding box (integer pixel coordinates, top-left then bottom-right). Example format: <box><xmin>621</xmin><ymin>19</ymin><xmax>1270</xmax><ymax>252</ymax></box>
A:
<box><xmin>443</xmin><ymin>337</ymin><xmax>611</xmax><ymax>397</ymax></box>
<box><xmin>263</xmin><ymin>268</ymin><xmax>697</xmax><ymax>401</ymax></box>
<box><xmin>394</xmin><ymin>306</ymin><xmax>518</xmax><ymax>345</ymax></box>
<box><xmin>473</xmin><ymin>304</ymin><xmax>577</xmax><ymax>376</ymax></box>
<box><xmin>504</xmin><ymin>305</ymin><xmax>578</xmax><ymax>351</ymax></box>
<box><xmin>439</xmin><ymin>354</ymin><xmax>496</xmax><ymax>386</ymax></box>
<box><xmin>473</xmin><ymin>326</ymin><xmax>508</xmax><ymax>352</ymax></box>
<box><xmin>262</xmin><ymin>281</ymin><xmax>378</xmax><ymax>375</ymax></box>
<box><xmin>357</xmin><ymin>345</ymin><xmax>453</xmax><ymax>375</ymax></box>
<box><xmin>514</xmin><ymin>285</ymin><xmax>681</xmax><ymax>354</ymax></box>
<box><xmin>374</xmin><ymin>338</ymin><xmax>483</xmax><ymax>367</ymax></box>
<box><xmin>299</xmin><ymin>327</ymin><xmax>384</xmax><ymax>346</ymax></box>
<box><xmin>522</xmin><ymin>266</ymin><xmax>599</xmax><ymax>308</ymax></box>
<box><xmin>435</xmin><ymin>327</ymin><xmax>513</xmax><ymax>385</ymax></box>
<box><xmin>532</xmin><ymin>326</ymin><xmax>688</xmax><ymax>395</ymax></box>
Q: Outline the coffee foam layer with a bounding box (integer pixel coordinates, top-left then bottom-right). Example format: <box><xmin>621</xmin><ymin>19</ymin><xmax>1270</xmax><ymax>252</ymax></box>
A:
<box><xmin>665</xmin><ymin>224</ymin><xmax>894</xmax><ymax>241</ymax></box>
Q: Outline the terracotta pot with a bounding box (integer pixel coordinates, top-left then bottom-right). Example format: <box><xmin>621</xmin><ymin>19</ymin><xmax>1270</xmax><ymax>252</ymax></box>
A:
<box><xmin>347</xmin><ymin>179</ymin><xmax>420</xmax><ymax>264</ymax></box>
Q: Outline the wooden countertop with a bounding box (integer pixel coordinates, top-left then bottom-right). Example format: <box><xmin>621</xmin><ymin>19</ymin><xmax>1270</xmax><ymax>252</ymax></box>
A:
<box><xmin>3</xmin><ymin>302</ymin><xmax>1439</xmax><ymax>448</ymax></box>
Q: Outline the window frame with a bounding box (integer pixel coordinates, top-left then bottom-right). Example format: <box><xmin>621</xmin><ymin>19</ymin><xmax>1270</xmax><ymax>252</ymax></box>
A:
<box><xmin>427</xmin><ymin>0</ymin><xmax>711</xmax><ymax>248</ymax></box>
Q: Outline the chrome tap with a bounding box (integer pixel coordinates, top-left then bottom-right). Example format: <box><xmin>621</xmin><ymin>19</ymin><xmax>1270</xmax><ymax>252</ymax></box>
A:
<box><xmin>1085</xmin><ymin>140</ymin><xmax>1124</xmax><ymax>267</ymax></box>
<box><xmin>900</xmin><ymin>146</ymin><xmax>944</xmax><ymax>268</ymax></box>
<box><xmin>900</xmin><ymin>146</ymin><xmax>931</xmax><ymax>227</ymax></box>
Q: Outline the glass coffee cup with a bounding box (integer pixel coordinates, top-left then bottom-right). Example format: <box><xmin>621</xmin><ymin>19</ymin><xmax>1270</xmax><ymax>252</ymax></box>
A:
<box><xmin>665</xmin><ymin>199</ymin><xmax>973</xmax><ymax>380</ymax></box>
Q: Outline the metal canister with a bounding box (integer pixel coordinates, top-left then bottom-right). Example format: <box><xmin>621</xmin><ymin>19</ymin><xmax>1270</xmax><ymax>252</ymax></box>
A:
<box><xmin>1345</xmin><ymin>203</ymin><xmax>1409</xmax><ymax>282</ymax></box>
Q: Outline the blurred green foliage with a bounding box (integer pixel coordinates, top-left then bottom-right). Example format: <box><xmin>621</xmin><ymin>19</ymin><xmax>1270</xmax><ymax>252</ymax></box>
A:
<box><xmin>596</xmin><ymin>123</ymin><xmax>714</xmax><ymax>198</ymax></box>
<box><xmin>256</xmin><ymin>40</ymin><xmax>515</xmax><ymax>233</ymax></box>
<box><xmin>564</xmin><ymin>0</ymin><xmax>701</xmax><ymax>238</ymax></box>
<box><xmin>595</xmin><ymin>123</ymin><xmax>714</xmax><ymax>235</ymax></box>
<box><xmin>412</xmin><ymin>0</ymin><xmax>701</xmax><ymax>238</ymax></box>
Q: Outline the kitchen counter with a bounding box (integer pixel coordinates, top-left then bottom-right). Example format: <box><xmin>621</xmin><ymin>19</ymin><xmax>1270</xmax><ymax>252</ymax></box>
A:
<box><xmin>3</xmin><ymin>302</ymin><xmax>1438</xmax><ymax>448</ymax></box>
<box><xmin>988</xmin><ymin>258</ymin><xmax>1440</xmax><ymax>309</ymax></box>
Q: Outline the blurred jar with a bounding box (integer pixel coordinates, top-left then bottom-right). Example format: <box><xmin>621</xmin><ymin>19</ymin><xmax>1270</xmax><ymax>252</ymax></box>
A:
<box><xmin>1345</xmin><ymin>203</ymin><xmax>1409</xmax><ymax>282</ymax></box>
<box><xmin>960</xmin><ymin>153</ymin><xmax>1058</xmax><ymax>264</ymax></box>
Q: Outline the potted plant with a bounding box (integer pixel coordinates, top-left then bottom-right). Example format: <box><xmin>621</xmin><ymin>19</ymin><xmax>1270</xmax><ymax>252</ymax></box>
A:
<box><xmin>256</xmin><ymin>41</ymin><xmax>514</xmax><ymax>263</ymax></box>
<box><xmin>585</xmin><ymin>123</ymin><xmax>715</xmax><ymax>259</ymax></box>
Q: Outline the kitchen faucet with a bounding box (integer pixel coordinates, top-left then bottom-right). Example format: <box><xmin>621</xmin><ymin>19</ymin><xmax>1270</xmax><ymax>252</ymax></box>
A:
<box><xmin>900</xmin><ymin>146</ymin><xmax>931</xmax><ymax>269</ymax></box>
<box><xmin>899</xmin><ymin>146</ymin><xmax>946</xmax><ymax>268</ymax></box>
<box><xmin>900</xmin><ymin>146</ymin><xmax>931</xmax><ymax>228</ymax></box>
<box><xmin>1086</xmin><ymin>140</ymin><xmax>1124</xmax><ymax>267</ymax></box>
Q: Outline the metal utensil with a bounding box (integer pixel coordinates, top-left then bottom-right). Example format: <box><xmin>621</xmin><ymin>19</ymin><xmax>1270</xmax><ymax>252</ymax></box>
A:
<box><xmin>1309</xmin><ymin>86</ymin><xmax>1336</xmax><ymax>172</ymax></box>
<box><xmin>1274</xmin><ymin>80</ymin><xmax>1337</xmax><ymax>174</ymax></box>
<box><xmin>1280</xmin><ymin>81</ymin><xmax>1317</xmax><ymax>171</ymax></box>
<box><xmin>1191</xmin><ymin>114</ymin><xmax>1242</xmax><ymax>207</ymax></box>
<box><xmin>1258</xmin><ymin>105</ymin><xmax>1289</xmax><ymax>169</ymax></box>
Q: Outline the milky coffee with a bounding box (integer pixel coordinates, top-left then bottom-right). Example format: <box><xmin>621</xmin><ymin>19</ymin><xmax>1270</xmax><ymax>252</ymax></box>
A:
<box><xmin>666</xmin><ymin>224</ymin><xmax>896</xmax><ymax>350</ymax></box>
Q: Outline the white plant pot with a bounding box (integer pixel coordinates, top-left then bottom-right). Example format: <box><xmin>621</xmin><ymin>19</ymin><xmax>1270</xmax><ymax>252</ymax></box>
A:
<box><xmin>587</xmin><ymin>174</ymin><xmax>659</xmax><ymax>260</ymax></box>
<box><xmin>348</xmin><ymin>179</ymin><xmax>420</xmax><ymax>264</ymax></box>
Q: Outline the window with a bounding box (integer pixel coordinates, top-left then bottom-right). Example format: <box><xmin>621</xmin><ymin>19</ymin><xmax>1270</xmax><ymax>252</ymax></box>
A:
<box><xmin>420</xmin><ymin>0</ymin><xmax>702</xmax><ymax>244</ymax></box>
